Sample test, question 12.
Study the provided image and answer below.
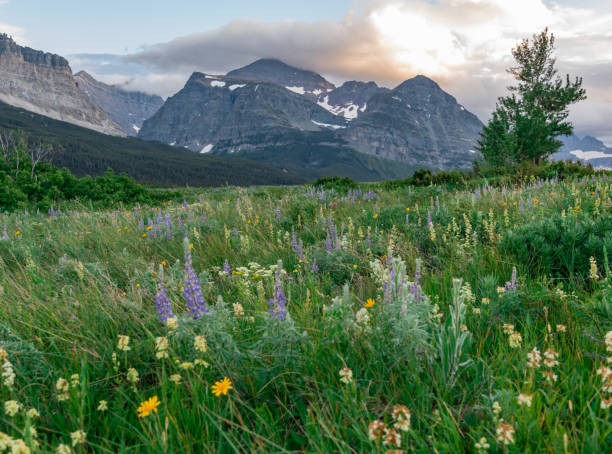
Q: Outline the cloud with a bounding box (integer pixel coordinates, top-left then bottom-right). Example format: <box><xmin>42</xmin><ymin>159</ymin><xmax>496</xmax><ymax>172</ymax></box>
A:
<box><xmin>0</xmin><ymin>22</ymin><xmax>27</xmax><ymax>45</ymax></box>
<box><xmin>86</xmin><ymin>0</ymin><xmax>612</xmax><ymax>139</ymax></box>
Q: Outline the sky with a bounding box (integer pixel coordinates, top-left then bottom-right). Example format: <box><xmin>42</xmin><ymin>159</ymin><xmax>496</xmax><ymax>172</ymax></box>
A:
<box><xmin>1</xmin><ymin>0</ymin><xmax>611</xmax><ymax>144</ymax></box>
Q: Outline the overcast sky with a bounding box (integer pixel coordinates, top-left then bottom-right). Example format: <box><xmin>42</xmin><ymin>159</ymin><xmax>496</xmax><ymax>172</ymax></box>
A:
<box><xmin>1</xmin><ymin>0</ymin><xmax>611</xmax><ymax>143</ymax></box>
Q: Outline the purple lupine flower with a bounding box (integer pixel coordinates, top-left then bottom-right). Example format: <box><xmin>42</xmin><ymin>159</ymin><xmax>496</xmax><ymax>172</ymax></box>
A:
<box><xmin>156</xmin><ymin>213</ymin><xmax>163</xmax><ymax>224</ymax></box>
<box><xmin>199</xmin><ymin>196</ymin><xmax>204</xmax><ymax>204</ymax></box>
<box><xmin>164</xmin><ymin>214</ymin><xmax>172</xmax><ymax>228</ymax></box>
<box><xmin>1</xmin><ymin>226</ymin><xmax>8</xmax><ymax>240</ymax></box>
<box><xmin>291</xmin><ymin>229</ymin><xmax>304</xmax><ymax>259</ymax></box>
<box><xmin>311</xmin><ymin>258</ymin><xmax>319</xmax><ymax>272</ymax></box>
<box><xmin>504</xmin><ymin>266</ymin><xmax>519</xmax><ymax>291</ymax></box>
<box><xmin>183</xmin><ymin>199</ymin><xmax>188</xmax><ymax>208</ymax></box>
<box><xmin>366</xmin><ymin>232</ymin><xmax>372</xmax><ymax>246</ymax></box>
<box><xmin>183</xmin><ymin>239</ymin><xmax>208</xmax><ymax>319</ymax></box>
<box><xmin>133</xmin><ymin>207</ymin><xmax>139</xmax><ymax>218</ymax></box>
<box><xmin>155</xmin><ymin>266</ymin><xmax>174</xmax><ymax>324</ymax></box>
<box><xmin>232</xmin><ymin>227</ymin><xmax>239</xmax><ymax>238</ymax></box>
<box><xmin>223</xmin><ymin>259</ymin><xmax>232</xmax><ymax>279</ymax></box>
<box><xmin>178</xmin><ymin>217</ymin><xmax>183</xmax><ymax>229</ymax></box>
<box><xmin>165</xmin><ymin>229</ymin><xmax>172</xmax><ymax>240</ymax></box>
<box><xmin>267</xmin><ymin>266</ymin><xmax>287</xmax><ymax>321</ymax></box>
<box><xmin>275</xmin><ymin>208</ymin><xmax>281</xmax><ymax>221</ymax></box>
<box><xmin>409</xmin><ymin>260</ymin><xmax>423</xmax><ymax>302</ymax></box>
<box><xmin>201</xmin><ymin>213</ymin><xmax>207</xmax><ymax>224</ymax></box>
<box><xmin>325</xmin><ymin>233</ymin><xmax>333</xmax><ymax>254</ymax></box>
<box><xmin>427</xmin><ymin>211</ymin><xmax>433</xmax><ymax>227</ymax></box>
<box><xmin>48</xmin><ymin>207</ymin><xmax>57</xmax><ymax>217</ymax></box>
<box><xmin>138</xmin><ymin>219</ymin><xmax>145</xmax><ymax>230</ymax></box>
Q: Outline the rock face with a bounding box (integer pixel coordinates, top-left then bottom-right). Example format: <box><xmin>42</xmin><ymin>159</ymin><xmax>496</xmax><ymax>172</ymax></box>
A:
<box><xmin>0</xmin><ymin>34</ymin><xmax>125</xmax><ymax>136</ymax></box>
<box><xmin>138</xmin><ymin>72</ymin><xmax>347</xmax><ymax>153</ymax></box>
<box><xmin>316</xmin><ymin>81</ymin><xmax>389</xmax><ymax>119</ymax></box>
<box><xmin>340</xmin><ymin>76</ymin><xmax>483</xmax><ymax>169</ymax></box>
<box><xmin>74</xmin><ymin>71</ymin><xmax>164</xmax><ymax>136</ymax></box>
<box><xmin>227</xmin><ymin>58</ymin><xmax>335</xmax><ymax>101</ymax></box>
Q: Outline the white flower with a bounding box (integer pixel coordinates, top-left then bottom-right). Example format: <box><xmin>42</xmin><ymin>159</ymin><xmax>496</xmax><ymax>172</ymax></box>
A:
<box><xmin>126</xmin><ymin>368</ymin><xmax>139</xmax><ymax>383</ymax></box>
<box><xmin>194</xmin><ymin>335</ymin><xmax>208</xmax><ymax>353</ymax></box>
<box><xmin>355</xmin><ymin>308</ymin><xmax>370</xmax><ymax>326</ymax></box>
<box><xmin>338</xmin><ymin>368</ymin><xmax>353</xmax><ymax>384</ymax></box>
<box><xmin>517</xmin><ymin>393</ymin><xmax>533</xmax><ymax>407</ymax></box>
<box><xmin>4</xmin><ymin>400</ymin><xmax>21</xmax><ymax>416</ymax></box>
<box><xmin>70</xmin><ymin>430</ymin><xmax>86</xmax><ymax>447</ymax></box>
<box><xmin>117</xmin><ymin>335</ymin><xmax>131</xmax><ymax>351</ymax></box>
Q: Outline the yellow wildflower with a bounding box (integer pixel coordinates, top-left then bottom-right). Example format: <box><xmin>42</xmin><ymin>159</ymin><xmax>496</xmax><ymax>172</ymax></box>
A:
<box><xmin>212</xmin><ymin>377</ymin><xmax>233</xmax><ymax>396</ymax></box>
<box><xmin>137</xmin><ymin>396</ymin><xmax>160</xmax><ymax>418</ymax></box>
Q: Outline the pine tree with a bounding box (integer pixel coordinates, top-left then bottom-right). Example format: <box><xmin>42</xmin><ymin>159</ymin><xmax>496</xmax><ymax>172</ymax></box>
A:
<box><xmin>478</xmin><ymin>28</ymin><xmax>586</xmax><ymax>166</ymax></box>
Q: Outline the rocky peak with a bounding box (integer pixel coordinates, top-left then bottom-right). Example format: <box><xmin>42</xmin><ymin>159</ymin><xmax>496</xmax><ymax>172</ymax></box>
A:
<box><xmin>0</xmin><ymin>33</ymin><xmax>70</xmax><ymax>71</ymax></box>
<box><xmin>226</xmin><ymin>58</ymin><xmax>335</xmax><ymax>93</ymax></box>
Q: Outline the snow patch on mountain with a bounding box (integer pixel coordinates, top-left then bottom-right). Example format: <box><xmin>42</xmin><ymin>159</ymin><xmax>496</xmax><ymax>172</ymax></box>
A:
<box><xmin>229</xmin><ymin>84</ymin><xmax>246</xmax><ymax>91</ymax></box>
<box><xmin>311</xmin><ymin>120</ymin><xmax>346</xmax><ymax>130</ymax></box>
<box><xmin>200</xmin><ymin>144</ymin><xmax>214</xmax><ymax>153</ymax></box>
<box><xmin>286</xmin><ymin>86</ymin><xmax>306</xmax><ymax>95</ymax></box>
<box><xmin>211</xmin><ymin>81</ymin><xmax>226</xmax><ymax>88</ymax></box>
<box><xmin>570</xmin><ymin>150</ymin><xmax>612</xmax><ymax>160</ymax></box>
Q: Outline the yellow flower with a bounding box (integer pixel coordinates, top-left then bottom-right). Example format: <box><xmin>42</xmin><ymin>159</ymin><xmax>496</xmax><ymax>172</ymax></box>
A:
<box><xmin>117</xmin><ymin>335</ymin><xmax>131</xmax><ymax>351</ymax></box>
<box><xmin>161</xmin><ymin>260</ymin><xmax>167</xmax><ymax>266</ymax></box>
<box><xmin>373</xmin><ymin>214</ymin><xmax>379</xmax><ymax>219</ymax></box>
<box><xmin>14</xmin><ymin>231</ymin><xmax>20</xmax><ymax>236</ymax></box>
<box><xmin>137</xmin><ymin>396</ymin><xmax>160</xmax><ymax>418</ymax></box>
<box><xmin>353</xmin><ymin>264</ymin><xmax>358</xmax><ymax>269</ymax></box>
<box><xmin>212</xmin><ymin>377</ymin><xmax>233</xmax><ymax>396</ymax></box>
<box><xmin>141</xmin><ymin>233</ymin><xmax>147</xmax><ymax>238</ymax></box>
<box><xmin>365</xmin><ymin>298</ymin><xmax>375</xmax><ymax>308</ymax></box>
<box><xmin>406</xmin><ymin>207</ymin><xmax>410</xmax><ymax>212</ymax></box>
<box><xmin>189</xmin><ymin>243</ymin><xmax>194</xmax><ymax>249</ymax></box>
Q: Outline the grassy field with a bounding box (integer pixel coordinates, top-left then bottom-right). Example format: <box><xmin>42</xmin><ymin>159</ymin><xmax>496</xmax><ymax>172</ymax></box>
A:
<box><xmin>0</xmin><ymin>175</ymin><xmax>611</xmax><ymax>453</ymax></box>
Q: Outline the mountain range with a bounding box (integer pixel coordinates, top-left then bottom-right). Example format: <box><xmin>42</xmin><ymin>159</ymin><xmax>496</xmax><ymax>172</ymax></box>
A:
<box><xmin>18</xmin><ymin>33</ymin><xmax>612</xmax><ymax>184</ymax></box>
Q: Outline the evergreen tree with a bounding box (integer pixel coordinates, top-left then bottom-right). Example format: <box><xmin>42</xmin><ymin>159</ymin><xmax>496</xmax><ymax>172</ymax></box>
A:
<box><xmin>478</xmin><ymin>28</ymin><xmax>586</xmax><ymax>166</ymax></box>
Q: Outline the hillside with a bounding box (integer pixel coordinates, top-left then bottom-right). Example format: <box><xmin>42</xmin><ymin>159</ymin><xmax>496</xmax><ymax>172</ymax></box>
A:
<box><xmin>0</xmin><ymin>101</ymin><xmax>306</xmax><ymax>187</ymax></box>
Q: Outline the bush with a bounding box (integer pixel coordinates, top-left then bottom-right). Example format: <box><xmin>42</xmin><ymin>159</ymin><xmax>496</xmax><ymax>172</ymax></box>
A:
<box><xmin>501</xmin><ymin>213</ymin><xmax>612</xmax><ymax>281</ymax></box>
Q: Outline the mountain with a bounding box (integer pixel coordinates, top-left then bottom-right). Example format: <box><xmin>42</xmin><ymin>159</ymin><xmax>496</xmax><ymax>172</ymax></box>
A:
<box><xmin>340</xmin><ymin>76</ymin><xmax>483</xmax><ymax>169</ymax></box>
<box><xmin>74</xmin><ymin>71</ymin><xmax>164</xmax><ymax>136</ymax></box>
<box><xmin>317</xmin><ymin>81</ymin><xmax>389</xmax><ymax>119</ymax></box>
<box><xmin>0</xmin><ymin>100</ymin><xmax>306</xmax><ymax>186</ymax></box>
<box><xmin>551</xmin><ymin>134</ymin><xmax>612</xmax><ymax>170</ymax></box>
<box><xmin>0</xmin><ymin>34</ymin><xmax>125</xmax><ymax>136</ymax></box>
<box><xmin>139</xmin><ymin>59</ymin><xmax>484</xmax><ymax>175</ymax></box>
<box><xmin>138</xmin><ymin>72</ymin><xmax>347</xmax><ymax>153</ymax></box>
<box><xmin>227</xmin><ymin>58</ymin><xmax>335</xmax><ymax>101</ymax></box>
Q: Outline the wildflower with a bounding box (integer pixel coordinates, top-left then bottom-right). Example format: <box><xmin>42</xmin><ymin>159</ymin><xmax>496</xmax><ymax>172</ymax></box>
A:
<box><xmin>543</xmin><ymin>349</ymin><xmax>559</xmax><ymax>368</ymax></box>
<box><xmin>373</xmin><ymin>214</ymin><xmax>379</xmax><ymax>219</ymax></box>
<box><xmin>26</xmin><ymin>408</ymin><xmax>40</xmax><ymax>419</ymax></box>
<box><xmin>267</xmin><ymin>265</ymin><xmax>289</xmax><ymax>321</ymax></box>
<box><xmin>527</xmin><ymin>347</ymin><xmax>542</xmax><ymax>369</ymax></box>
<box><xmin>383</xmin><ymin>427</ymin><xmax>401</xmax><ymax>447</ymax></box>
<box><xmin>502</xmin><ymin>323</ymin><xmax>514</xmax><ymax>334</ymax></box>
<box><xmin>126</xmin><ymin>368</ymin><xmax>139</xmax><ymax>383</ymax></box>
<box><xmin>212</xmin><ymin>377</ymin><xmax>233</xmax><ymax>396</ymax></box>
<box><xmin>70</xmin><ymin>430</ymin><xmax>86</xmax><ymax>447</ymax></box>
<box><xmin>496</xmin><ymin>422</ymin><xmax>515</xmax><ymax>445</ymax></box>
<box><xmin>117</xmin><ymin>335</ymin><xmax>131</xmax><ymax>352</ymax></box>
<box><xmin>70</xmin><ymin>374</ymin><xmax>80</xmax><ymax>388</ymax></box>
<box><xmin>517</xmin><ymin>393</ymin><xmax>533</xmax><ymax>407</ymax></box>
<box><xmin>166</xmin><ymin>317</ymin><xmax>178</xmax><ymax>330</ymax></box>
<box><xmin>472</xmin><ymin>307</ymin><xmax>481</xmax><ymax>315</ymax></box>
<box><xmin>392</xmin><ymin>405</ymin><xmax>411</xmax><ymax>431</ymax></box>
<box><xmin>368</xmin><ymin>420</ymin><xmax>387</xmax><ymax>440</ymax></box>
<box><xmin>365</xmin><ymin>298</ymin><xmax>375</xmax><ymax>308</ymax></box>
<box><xmin>155</xmin><ymin>336</ymin><xmax>169</xmax><ymax>359</ymax></box>
<box><xmin>542</xmin><ymin>371</ymin><xmax>558</xmax><ymax>382</ymax></box>
<box><xmin>492</xmin><ymin>401</ymin><xmax>502</xmax><ymax>415</ymax></box>
<box><xmin>339</xmin><ymin>368</ymin><xmax>353</xmax><ymax>384</ymax></box>
<box><xmin>589</xmin><ymin>256</ymin><xmax>599</xmax><ymax>280</ymax></box>
<box><xmin>154</xmin><ymin>266</ymin><xmax>174</xmax><ymax>324</ymax></box>
<box><xmin>137</xmin><ymin>396</ymin><xmax>161</xmax><ymax>418</ymax></box>
<box><xmin>56</xmin><ymin>444</ymin><xmax>72</xmax><ymax>454</ymax></box>
<box><xmin>169</xmin><ymin>374</ymin><xmax>182</xmax><ymax>384</ymax></box>
<box><xmin>556</xmin><ymin>324</ymin><xmax>567</xmax><ymax>333</ymax></box>
<box><xmin>179</xmin><ymin>362</ymin><xmax>194</xmax><ymax>370</ymax></box>
<box><xmin>481</xmin><ymin>297</ymin><xmax>490</xmax><ymax>305</ymax></box>
<box><xmin>97</xmin><ymin>400</ymin><xmax>108</xmax><ymax>412</ymax></box>
<box><xmin>601</xmin><ymin>398</ymin><xmax>612</xmax><ymax>409</ymax></box>
<box><xmin>233</xmin><ymin>303</ymin><xmax>244</xmax><ymax>317</ymax></box>
<box><xmin>475</xmin><ymin>437</ymin><xmax>490</xmax><ymax>452</ymax></box>
<box><xmin>504</xmin><ymin>267</ymin><xmax>519</xmax><ymax>291</ymax></box>
<box><xmin>195</xmin><ymin>359</ymin><xmax>210</xmax><ymax>367</ymax></box>
<box><xmin>508</xmin><ymin>332</ymin><xmax>522</xmax><ymax>348</ymax></box>
<box><xmin>1</xmin><ymin>360</ymin><xmax>15</xmax><ymax>388</ymax></box>
<box><xmin>355</xmin><ymin>308</ymin><xmax>370</xmax><ymax>326</ymax></box>
<box><xmin>4</xmin><ymin>400</ymin><xmax>21</xmax><ymax>416</ymax></box>
<box><xmin>183</xmin><ymin>239</ymin><xmax>209</xmax><ymax>319</ymax></box>
<box><xmin>194</xmin><ymin>335</ymin><xmax>208</xmax><ymax>353</ymax></box>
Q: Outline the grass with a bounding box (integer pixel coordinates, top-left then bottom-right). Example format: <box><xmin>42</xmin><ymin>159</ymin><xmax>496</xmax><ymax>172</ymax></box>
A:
<box><xmin>0</xmin><ymin>175</ymin><xmax>611</xmax><ymax>453</ymax></box>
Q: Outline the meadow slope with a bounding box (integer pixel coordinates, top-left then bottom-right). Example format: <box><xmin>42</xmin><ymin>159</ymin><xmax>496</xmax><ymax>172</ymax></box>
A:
<box><xmin>0</xmin><ymin>176</ymin><xmax>611</xmax><ymax>452</ymax></box>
